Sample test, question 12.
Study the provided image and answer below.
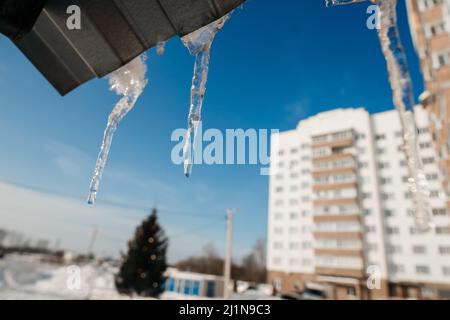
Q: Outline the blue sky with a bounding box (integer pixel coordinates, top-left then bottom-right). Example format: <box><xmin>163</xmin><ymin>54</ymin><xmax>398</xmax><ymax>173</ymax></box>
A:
<box><xmin>0</xmin><ymin>0</ymin><xmax>423</xmax><ymax>262</ymax></box>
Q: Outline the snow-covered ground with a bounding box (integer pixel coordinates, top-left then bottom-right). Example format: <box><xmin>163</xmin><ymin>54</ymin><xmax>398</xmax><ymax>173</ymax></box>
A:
<box><xmin>0</xmin><ymin>254</ymin><xmax>131</xmax><ymax>300</ymax></box>
<box><xmin>0</xmin><ymin>254</ymin><xmax>276</xmax><ymax>300</ymax></box>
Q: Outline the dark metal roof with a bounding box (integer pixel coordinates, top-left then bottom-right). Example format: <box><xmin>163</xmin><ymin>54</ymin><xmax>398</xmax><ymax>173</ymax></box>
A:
<box><xmin>13</xmin><ymin>0</ymin><xmax>245</xmax><ymax>95</ymax></box>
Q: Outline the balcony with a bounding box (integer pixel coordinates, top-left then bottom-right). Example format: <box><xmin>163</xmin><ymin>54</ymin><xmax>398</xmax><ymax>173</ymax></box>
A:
<box><xmin>312</xmin><ymin>167</ymin><xmax>355</xmax><ymax>178</ymax></box>
<box><xmin>313</xmin><ymin>197</ymin><xmax>359</xmax><ymax>207</ymax></box>
<box><xmin>313</xmin><ymin>182</ymin><xmax>357</xmax><ymax>192</ymax></box>
<box><xmin>315</xmin><ymin>267</ymin><xmax>364</xmax><ymax>279</ymax></box>
<box><xmin>314</xmin><ymin>249</ymin><xmax>363</xmax><ymax>258</ymax></box>
<box><xmin>313</xmin><ymin>214</ymin><xmax>361</xmax><ymax>223</ymax></box>
<box><xmin>313</xmin><ymin>231</ymin><xmax>362</xmax><ymax>240</ymax></box>
<box><xmin>312</xmin><ymin>152</ymin><xmax>354</xmax><ymax>163</ymax></box>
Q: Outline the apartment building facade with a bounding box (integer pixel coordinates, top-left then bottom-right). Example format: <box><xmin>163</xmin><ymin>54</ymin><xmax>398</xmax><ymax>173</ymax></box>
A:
<box><xmin>407</xmin><ymin>0</ymin><xmax>450</xmax><ymax>208</ymax></box>
<box><xmin>267</xmin><ymin>107</ymin><xmax>450</xmax><ymax>299</ymax></box>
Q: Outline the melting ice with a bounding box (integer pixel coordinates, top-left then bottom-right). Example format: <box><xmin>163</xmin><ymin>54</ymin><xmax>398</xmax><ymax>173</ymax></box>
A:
<box><xmin>181</xmin><ymin>14</ymin><xmax>232</xmax><ymax>177</ymax></box>
<box><xmin>156</xmin><ymin>41</ymin><xmax>167</xmax><ymax>56</ymax></box>
<box><xmin>327</xmin><ymin>0</ymin><xmax>432</xmax><ymax>231</ymax></box>
<box><xmin>87</xmin><ymin>55</ymin><xmax>148</xmax><ymax>204</ymax></box>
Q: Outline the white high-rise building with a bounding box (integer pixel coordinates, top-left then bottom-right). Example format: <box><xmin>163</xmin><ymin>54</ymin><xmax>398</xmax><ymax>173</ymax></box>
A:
<box><xmin>267</xmin><ymin>106</ymin><xmax>450</xmax><ymax>299</ymax></box>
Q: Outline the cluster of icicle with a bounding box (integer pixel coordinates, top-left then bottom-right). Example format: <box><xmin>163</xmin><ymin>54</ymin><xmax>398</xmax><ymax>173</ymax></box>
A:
<box><xmin>180</xmin><ymin>14</ymin><xmax>232</xmax><ymax>177</ymax></box>
<box><xmin>87</xmin><ymin>15</ymin><xmax>232</xmax><ymax>203</ymax></box>
<box><xmin>327</xmin><ymin>0</ymin><xmax>432</xmax><ymax>232</ymax></box>
<box><xmin>87</xmin><ymin>55</ymin><xmax>148</xmax><ymax>205</ymax></box>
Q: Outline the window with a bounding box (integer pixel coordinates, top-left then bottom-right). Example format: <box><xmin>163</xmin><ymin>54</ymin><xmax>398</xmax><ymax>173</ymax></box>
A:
<box><xmin>375</xmin><ymin>134</ymin><xmax>386</xmax><ymax>141</ymax></box>
<box><xmin>272</xmin><ymin>257</ymin><xmax>282</xmax><ymax>265</ymax></box>
<box><xmin>359</xmin><ymin>162</ymin><xmax>368</xmax><ymax>169</ymax></box>
<box><xmin>386</xmin><ymin>227</ymin><xmax>399</xmax><ymax>235</ymax></box>
<box><xmin>420</xmin><ymin>142</ymin><xmax>432</xmax><ymax>149</ymax></box>
<box><xmin>389</xmin><ymin>264</ymin><xmax>405</xmax><ymax>274</ymax></box>
<box><xmin>302</xmin><ymin>259</ymin><xmax>312</xmax><ymax>266</ymax></box>
<box><xmin>274</xmin><ymin>242</ymin><xmax>283</xmax><ymax>249</ymax></box>
<box><xmin>426</xmin><ymin>173</ymin><xmax>438</xmax><ymax>181</ymax></box>
<box><xmin>425</xmin><ymin>21</ymin><xmax>446</xmax><ymax>38</ymax></box>
<box><xmin>433</xmin><ymin>50</ymin><xmax>450</xmax><ymax>69</ymax></box>
<box><xmin>378</xmin><ymin>162</ymin><xmax>390</xmax><ymax>169</ymax></box>
<box><xmin>384</xmin><ymin>209</ymin><xmax>394</xmax><ymax>217</ymax></box>
<box><xmin>380</xmin><ymin>177</ymin><xmax>392</xmax><ymax>185</ymax></box>
<box><xmin>289</xmin><ymin>258</ymin><xmax>299</xmax><ymax>266</ymax></box>
<box><xmin>442</xmin><ymin>266</ymin><xmax>450</xmax><ymax>276</ymax></box>
<box><xmin>413</xmin><ymin>245</ymin><xmax>427</xmax><ymax>254</ymax></box>
<box><xmin>347</xmin><ymin>287</ymin><xmax>356</xmax><ymax>297</ymax></box>
<box><xmin>275</xmin><ymin>187</ymin><xmax>284</xmax><ymax>193</ymax></box>
<box><xmin>387</xmin><ymin>245</ymin><xmax>402</xmax><ymax>254</ymax></box>
<box><xmin>438</xmin><ymin>246</ymin><xmax>450</xmax><ymax>255</ymax></box>
<box><xmin>356</xmin><ymin>133</ymin><xmax>366</xmax><ymax>140</ymax></box>
<box><xmin>418</xmin><ymin>0</ymin><xmax>443</xmax><ymax>12</ymax></box>
<box><xmin>423</xmin><ymin>157</ymin><xmax>435</xmax><ymax>165</ymax></box>
<box><xmin>381</xmin><ymin>193</ymin><xmax>394</xmax><ymax>200</ymax></box>
<box><xmin>416</xmin><ymin>265</ymin><xmax>430</xmax><ymax>275</ymax></box>
<box><xmin>430</xmin><ymin>191</ymin><xmax>440</xmax><ymax>198</ymax></box>
<box><xmin>274</xmin><ymin>213</ymin><xmax>283</xmax><ymax>220</ymax></box>
<box><xmin>302</xmin><ymin>242</ymin><xmax>312</xmax><ymax>249</ymax></box>
<box><xmin>432</xmin><ymin>208</ymin><xmax>447</xmax><ymax>216</ymax></box>
<box><xmin>436</xmin><ymin>227</ymin><xmax>450</xmax><ymax>234</ymax></box>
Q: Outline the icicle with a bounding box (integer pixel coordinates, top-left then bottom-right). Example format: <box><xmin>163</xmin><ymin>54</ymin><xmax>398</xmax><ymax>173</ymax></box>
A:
<box><xmin>156</xmin><ymin>41</ymin><xmax>166</xmax><ymax>56</ymax></box>
<box><xmin>180</xmin><ymin>14</ymin><xmax>232</xmax><ymax>177</ymax></box>
<box><xmin>87</xmin><ymin>55</ymin><xmax>148</xmax><ymax>204</ymax></box>
<box><xmin>327</xmin><ymin>0</ymin><xmax>432</xmax><ymax>231</ymax></box>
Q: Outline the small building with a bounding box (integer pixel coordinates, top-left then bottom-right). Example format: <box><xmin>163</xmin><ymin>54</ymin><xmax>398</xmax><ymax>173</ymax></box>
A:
<box><xmin>163</xmin><ymin>268</ymin><xmax>225</xmax><ymax>299</ymax></box>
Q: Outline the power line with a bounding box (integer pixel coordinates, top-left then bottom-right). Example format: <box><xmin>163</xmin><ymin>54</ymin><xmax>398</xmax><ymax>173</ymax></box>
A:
<box><xmin>1</xmin><ymin>179</ymin><xmax>225</xmax><ymax>220</ymax></box>
<box><xmin>168</xmin><ymin>217</ymin><xmax>224</xmax><ymax>240</ymax></box>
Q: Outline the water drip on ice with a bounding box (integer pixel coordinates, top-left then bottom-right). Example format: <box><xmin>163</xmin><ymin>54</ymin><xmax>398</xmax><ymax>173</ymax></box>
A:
<box><xmin>87</xmin><ymin>55</ymin><xmax>148</xmax><ymax>205</ymax></box>
<box><xmin>156</xmin><ymin>41</ymin><xmax>166</xmax><ymax>56</ymax></box>
<box><xmin>327</xmin><ymin>0</ymin><xmax>432</xmax><ymax>231</ymax></box>
<box><xmin>181</xmin><ymin>14</ymin><xmax>232</xmax><ymax>177</ymax></box>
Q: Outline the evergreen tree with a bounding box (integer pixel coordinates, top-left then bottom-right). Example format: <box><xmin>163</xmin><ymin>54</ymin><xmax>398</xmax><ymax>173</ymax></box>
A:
<box><xmin>115</xmin><ymin>208</ymin><xmax>168</xmax><ymax>297</ymax></box>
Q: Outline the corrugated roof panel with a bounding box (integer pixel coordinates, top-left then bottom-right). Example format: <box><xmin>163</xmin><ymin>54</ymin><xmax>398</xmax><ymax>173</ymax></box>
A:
<box><xmin>12</xmin><ymin>0</ymin><xmax>245</xmax><ymax>96</ymax></box>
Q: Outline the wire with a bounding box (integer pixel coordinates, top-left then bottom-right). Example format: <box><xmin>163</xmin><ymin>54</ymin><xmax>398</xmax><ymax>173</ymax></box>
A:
<box><xmin>168</xmin><ymin>218</ymin><xmax>224</xmax><ymax>240</ymax></box>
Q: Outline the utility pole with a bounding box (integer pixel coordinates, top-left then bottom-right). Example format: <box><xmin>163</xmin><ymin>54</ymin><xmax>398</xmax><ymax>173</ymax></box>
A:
<box><xmin>87</xmin><ymin>227</ymin><xmax>98</xmax><ymax>257</ymax></box>
<box><xmin>223</xmin><ymin>209</ymin><xmax>234</xmax><ymax>299</ymax></box>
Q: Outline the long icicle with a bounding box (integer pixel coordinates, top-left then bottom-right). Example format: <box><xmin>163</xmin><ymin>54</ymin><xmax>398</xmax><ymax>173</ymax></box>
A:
<box><xmin>87</xmin><ymin>55</ymin><xmax>148</xmax><ymax>204</ymax></box>
<box><xmin>326</xmin><ymin>0</ymin><xmax>432</xmax><ymax>231</ymax></box>
<box><xmin>376</xmin><ymin>0</ymin><xmax>432</xmax><ymax>232</ymax></box>
<box><xmin>181</xmin><ymin>14</ymin><xmax>231</xmax><ymax>177</ymax></box>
